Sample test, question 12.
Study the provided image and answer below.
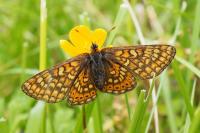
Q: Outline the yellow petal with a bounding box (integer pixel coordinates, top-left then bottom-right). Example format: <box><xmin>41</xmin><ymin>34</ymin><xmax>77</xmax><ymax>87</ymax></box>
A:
<box><xmin>60</xmin><ymin>25</ymin><xmax>108</xmax><ymax>57</ymax></box>
<box><xmin>60</xmin><ymin>40</ymin><xmax>85</xmax><ymax>57</ymax></box>
<box><xmin>69</xmin><ymin>25</ymin><xmax>92</xmax><ymax>52</ymax></box>
<box><xmin>91</xmin><ymin>28</ymin><xmax>107</xmax><ymax>48</ymax></box>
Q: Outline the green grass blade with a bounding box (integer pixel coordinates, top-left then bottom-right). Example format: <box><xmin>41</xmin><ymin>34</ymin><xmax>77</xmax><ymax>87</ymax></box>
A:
<box><xmin>106</xmin><ymin>3</ymin><xmax>127</xmax><ymax>45</ymax></box>
<box><xmin>128</xmin><ymin>90</ymin><xmax>147</xmax><ymax>133</ymax></box>
<box><xmin>190</xmin><ymin>79</ymin><xmax>197</xmax><ymax>106</ymax></box>
<box><xmin>175</xmin><ymin>56</ymin><xmax>200</xmax><ymax>78</ymax></box>
<box><xmin>92</xmin><ymin>98</ymin><xmax>103</xmax><ymax>133</ymax></box>
<box><xmin>145</xmin><ymin>73</ymin><xmax>165</xmax><ymax>133</ymax></box>
<box><xmin>128</xmin><ymin>78</ymin><xmax>155</xmax><ymax>133</ymax></box>
<box><xmin>39</xmin><ymin>0</ymin><xmax>47</xmax><ymax>71</ymax></box>
<box><xmin>122</xmin><ymin>0</ymin><xmax>145</xmax><ymax>43</ymax></box>
<box><xmin>73</xmin><ymin>102</ymin><xmax>95</xmax><ymax>133</ymax></box>
<box><xmin>125</xmin><ymin>94</ymin><xmax>131</xmax><ymax>120</ymax></box>
<box><xmin>189</xmin><ymin>107</ymin><xmax>200</xmax><ymax>133</ymax></box>
<box><xmin>20</xmin><ymin>42</ymin><xmax>28</xmax><ymax>84</ymax></box>
<box><xmin>184</xmin><ymin>79</ymin><xmax>197</xmax><ymax>133</ymax></box>
<box><xmin>162</xmin><ymin>74</ymin><xmax>178</xmax><ymax>133</ymax></box>
<box><xmin>172</xmin><ymin>61</ymin><xmax>194</xmax><ymax>119</ymax></box>
<box><xmin>0</xmin><ymin>117</ymin><xmax>8</xmax><ymax>133</ymax></box>
<box><xmin>25</xmin><ymin>102</ymin><xmax>46</xmax><ymax>133</ymax></box>
<box><xmin>169</xmin><ymin>1</ymin><xmax>187</xmax><ymax>44</ymax></box>
<box><xmin>189</xmin><ymin>0</ymin><xmax>200</xmax><ymax>62</ymax></box>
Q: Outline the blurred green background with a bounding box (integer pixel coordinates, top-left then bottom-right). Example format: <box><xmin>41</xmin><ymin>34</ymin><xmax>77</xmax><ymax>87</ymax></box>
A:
<box><xmin>0</xmin><ymin>0</ymin><xmax>200</xmax><ymax>133</ymax></box>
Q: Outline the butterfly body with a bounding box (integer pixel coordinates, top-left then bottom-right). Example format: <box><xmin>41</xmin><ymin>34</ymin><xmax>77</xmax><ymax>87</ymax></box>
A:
<box><xmin>22</xmin><ymin>44</ymin><xmax>176</xmax><ymax>105</ymax></box>
<box><xmin>89</xmin><ymin>51</ymin><xmax>106</xmax><ymax>90</ymax></box>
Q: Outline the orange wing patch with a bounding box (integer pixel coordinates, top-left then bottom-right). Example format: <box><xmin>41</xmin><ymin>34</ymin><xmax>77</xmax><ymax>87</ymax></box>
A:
<box><xmin>22</xmin><ymin>54</ymin><xmax>89</xmax><ymax>103</ymax></box>
<box><xmin>101</xmin><ymin>59</ymin><xmax>137</xmax><ymax>94</ymax></box>
<box><xmin>67</xmin><ymin>65</ymin><xmax>97</xmax><ymax>105</ymax></box>
<box><xmin>102</xmin><ymin>45</ymin><xmax>176</xmax><ymax>79</ymax></box>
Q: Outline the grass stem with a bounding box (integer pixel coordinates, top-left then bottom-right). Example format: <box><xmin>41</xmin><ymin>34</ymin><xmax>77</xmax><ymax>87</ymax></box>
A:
<box><xmin>39</xmin><ymin>0</ymin><xmax>47</xmax><ymax>71</ymax></box>
<box><xmin>40</xmin><ymin>0</ymin><xmax>47</xmax><ymax>133</ymax></box>
<box><xmin>82</xmin><ymin>105</ymin><xmax>87</xmax><ymax>132</ymax></box>
<box><xmin>125</xmin><ymin>94</ymin><xmax>131</xmax><ymax>120</ymax></box>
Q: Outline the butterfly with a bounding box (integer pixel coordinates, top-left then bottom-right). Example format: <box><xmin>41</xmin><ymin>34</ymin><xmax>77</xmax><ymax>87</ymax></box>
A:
<box><xmin>22</xmin><ymin>44</ymin><xmax>176</xmax><ymax>105</ymax></box>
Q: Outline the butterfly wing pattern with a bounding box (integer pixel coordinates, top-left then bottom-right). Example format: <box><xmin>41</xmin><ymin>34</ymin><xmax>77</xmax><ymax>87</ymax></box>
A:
<box><xmin>22</xmin><ymin>44</ymin><xmax>175</xmax><ymax>105</ymax></box>
<box><xmin>22</xmin><ymin>54</ymin><xmax>89</xmax><ymax>103</ymax></box>
<box><xmin>101</xmin><ymin>59</ymin><xmax>137</xmax><ymax>94</ymax></box>
<box><xmin>102</xmin><ymin>45</ymin><xmax>176</xmax><ymax>80</ymax></box>
<box><xmin>67</xmin><ymin>64</ymin><xmax>97</xmax><ymax>105</ymax></box>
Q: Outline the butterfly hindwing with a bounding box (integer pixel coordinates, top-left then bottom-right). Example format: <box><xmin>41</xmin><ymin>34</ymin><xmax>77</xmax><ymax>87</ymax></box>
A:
<box><xmin>67</xmin><ymin>64</ymin><xmax>97</xmax><ymax>105</ymax></box>
<box><xmin>101</xmin><ymin>59</ymin><xmax>137</xmax><ymax>94</ymax></box>
<box><xmin>21</xmin><ymin>54</ymin><xmax>89</xmax><ymax>103</ymax></box>
<box><xmin>102</xmin><ymin>45</ymin><xmax>176</xmax><ymax>79</ymax></box>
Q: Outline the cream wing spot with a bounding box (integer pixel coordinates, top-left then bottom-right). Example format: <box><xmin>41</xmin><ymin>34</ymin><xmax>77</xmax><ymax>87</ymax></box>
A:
<box><xmin>115</xmin><ymin>51</ymin><xmax>123</xmax><ymax>56</ymax></box>
<box><xmin>51</xmin><ymin>90</ymin><xmax>58</xmax><ymax>97</ymax></box>
<box><xmin>37</xmin><ymin>77</ymin><xmax>43</xmax><ymax>83</ymax></box>
<box><xmin>83</xmin><ymin>78</ymin><xmax>89</xmax><ymax>82</ymax></box>
<box><xmin>124</xmin><ymin>59</ymin><xmax>130</xmax><ymax>66</ymax></box>
<box><xmin>89</xmin><ymin>84</ymin><xmax>93</xmax><ymax>89</ymax></box>
<box><xmin>130</xmin><ymin>50</ymin><xmax>137</xmax><ymax>57</ymax></box>
<box><xmin>108</xmin><ymin>78</ymin><xmax>113</xmax><ymax>83</ymax></box>
<box><xmin>58</xmin><ymin>67</ymin><xmax>64</xmax><ymax>75</ymax></box>
<box><xmin>31</xmin><ymin>84</ymin><xmax>37</xmax><ymax>90</ymax></box>
<box><xmin>110</xmin><ymin>70</ymin><xmax>116</xmax><ymax>74</ymax></box>
<box><xmin>68</xmin><ymin>74</ymin><xmax>75</xmax><ymax>79</ymax></box>
<box><xmin>114</xmin><ymin>79</ymin><xmax>119</xmax><ymax>83</ymax></box>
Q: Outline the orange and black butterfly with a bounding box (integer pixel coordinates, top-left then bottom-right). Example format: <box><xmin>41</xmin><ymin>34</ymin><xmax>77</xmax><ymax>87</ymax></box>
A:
<box><xmin>22</xmin><ymin>44</ymin><xmax>176</xmax><ymax>105</ymax></box>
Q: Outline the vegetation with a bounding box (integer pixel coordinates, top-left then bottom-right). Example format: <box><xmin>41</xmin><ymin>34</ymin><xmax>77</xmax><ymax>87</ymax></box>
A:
<box><xmin>0</xmin><ymin>0</ymin><xmax>199</xmax><ymax>133</ymax></box>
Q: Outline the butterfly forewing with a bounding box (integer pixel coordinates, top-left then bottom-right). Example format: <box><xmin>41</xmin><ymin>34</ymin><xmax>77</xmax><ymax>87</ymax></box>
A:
<box><xmin>102</xmin><ymin>45</ymin><xmax>176</xmax><ymax>79</ymax></box>
<box><xmin>101</xmin><ymin>59</ymin><xmax>137</xmax><ymax>94</ymax></box>
<box><xmin>67</xmin><ymin>64</ymin><xmax>97</xmax><ymax>105</ymax></box>
<box><xmin>22</xmin><ymin>54</ymin><xmax>89</xmax><ymax>103</ymax></box>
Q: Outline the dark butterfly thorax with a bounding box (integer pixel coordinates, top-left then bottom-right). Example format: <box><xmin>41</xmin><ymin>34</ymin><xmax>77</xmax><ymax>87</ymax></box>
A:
<box><xmin>88</xmin><ymin>44</ymin><xmax>107</xmax><ymax>90</ymax></box>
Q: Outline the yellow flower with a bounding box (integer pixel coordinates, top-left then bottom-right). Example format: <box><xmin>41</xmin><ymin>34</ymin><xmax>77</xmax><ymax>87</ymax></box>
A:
<box><xmin>60</xmin><ymin>25</ymin><xmax>107</xmax><ymax>57</ymax></box>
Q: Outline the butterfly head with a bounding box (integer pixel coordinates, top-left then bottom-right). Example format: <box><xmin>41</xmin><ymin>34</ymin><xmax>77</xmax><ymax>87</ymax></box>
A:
<box><xmin>91</xmin><ymin>43</ymin><xmax>99</xmax><ymax>53</ymax></box>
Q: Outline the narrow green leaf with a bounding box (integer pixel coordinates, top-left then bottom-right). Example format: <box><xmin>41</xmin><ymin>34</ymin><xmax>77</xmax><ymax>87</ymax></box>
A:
<box><xmin>73</xmin><ymin>102</ymin><xmax>95</xmax><ymax>133</ymax></box>
<box><xmin>189</xmin><ymin>107</ymin><xmax>200</xmax><ymax>133</ymax></box>
<box><xmin>162</xmin><ymin>74</ymin><xmax>178</xmax><ymax>133</ymax></box>
<box><xmin>106</xmin><ymin>3</ymin><xmax>127</xmax><ymax>45</ymax></box>
<box><xmin>184</xmin><ymin>79</ymin><xmax>197</xmax><ymax>133</ymax></box>
<box><xmin>125</xmin><ymin>94</ymin><xmax>131</xmax><ymax>120</ymax></box>
<box><xmin>128</xmin><ymin>90</ymin><xmax>147</xmax><ymax>133</ymax></box>
<box><xmin>175</xmin><ymin>56</ymin><xmax>200</xmax><ymax>78</ymax></box>
<box><xmin>0</xmin><ymin>117</ymin><xmax>8</xmax><ymax>133</ymax></box>
<box><xmin>128</xmin><ymin>78</ymin><xmax>155</xmax><ymax>133</ymax></box>
<box><xmin>92</xmin><ymin>98</ymin><xmax>103</xmax><ymax>133</ymax></box>
<box><xmin>172</xmin><ymin>61</ymin><xmax>194</xmax><ymax>119</ymax></box>
<box><xmin>39</xmin><ymin>0</ymin><xmax>47</xmax><ymax>71</ymax></box>
<box><xmin>145</xmin><ymin>73</ymin><xmax>165</xmax><ymax>133</ymax></box>
<box><xmin>25</xmin><ymin>101</ymin><xmax>46</xmax><ymax>133</ymax></box>
<box><xmin>190</xmin><ymin>0</ymin><xmax>200</xmax><ymax>62</ymax></box>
